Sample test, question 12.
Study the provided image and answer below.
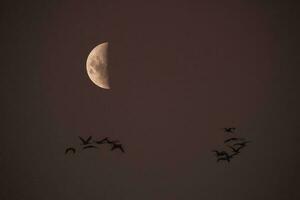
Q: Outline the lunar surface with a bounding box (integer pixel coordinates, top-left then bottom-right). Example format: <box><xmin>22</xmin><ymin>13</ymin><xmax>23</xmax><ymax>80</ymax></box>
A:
<box><xmin>86</xmin><ymin>42</ymin><xmax>110</xmax><ymax>89</ymax></box>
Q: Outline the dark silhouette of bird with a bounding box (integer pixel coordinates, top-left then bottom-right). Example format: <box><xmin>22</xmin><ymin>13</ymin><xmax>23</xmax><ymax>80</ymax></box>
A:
<box><xmin>65</xmin><ymin>147</ymin><xmax>76</xmax><ymax>154</ymax></box>
<box><xmin>224</xmin><ymin>137</ymin><xmax>244</xmax><ymax>143</ymax></box>
<box><xmin>111</xmin><ymin>143</ymin><xmax>125</xmax><ymax>153</ymax></box>
<box><xmin>228</xmin><ymin>145</ymin><xmax>243</xmax><ymax>153</ymax></box>
<box><xmin>212</xmin><ymin>150</ymin><xmax>229</xmax><ymax>157</ymax></box>
<box><xmin>82</xmin><ymin>145</ymin><xmax>98</xmax><ymax>150</ymax></box>
<box><xmin>233</xmin><ymin>141</ymin><xmax>251</xmax><ymax>148</ymax></box>
<box><xmin>223</xmin><ymin>127</ymin><xmax>236</xmax><ymax>133</ymax></box>
<box><xmin>95</xmin><ymin>137</ymin><xmax>119</xmax><ymax>144</ymax></box>
<box><xmin>217</xmin><ymin>152</ymin><xmax>239</xmax><ymax>162</ymax></box>
<box><xmin>79</xmin><ymin>136</ymin><xmax>92</xmax><ymax>145</ymax></box>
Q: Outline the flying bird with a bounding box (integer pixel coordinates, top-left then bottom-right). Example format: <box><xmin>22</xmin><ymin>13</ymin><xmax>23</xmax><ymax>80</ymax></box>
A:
<box><xmin>95</xmin><ymin>137</ymin><xmax>109</xmax><ymax>144</ymax></box>
<box><xmin>212</xmin><ymin>150</ymin><xmax>229</xmax><ymax>157</ymax></box>
<box><xmin>65</xmin><ymin>147</ymin><xmax>76</xmax><ymax>154</ymax></box>
<box><xmin>79</xmin><ymin>136</ymin><xmax>92</xmax><ymax>145</ymax></box>
<box><xmin>224</xmin><ymin>137</ymin><xmax>244</xmax><ymax>143</ymax></box>
<box><xmin>228</xmin><ymin>145</ymin><xmax>243</xmax><ymax>153</ymax></box>
<box><xmin>223</xmin><ymin>127</ymin><xmax>236</xmax><ymax>133</ymax></box>
<box><xmin>111</xmin><ymin>143</ymin><xmax>125</xmax><ymax>153</ymax></box>
<box><xmin>217</xmin><ymin>152</ymin><xmax>239</xmax><ymax>162</ymax></box>
<box><xmin>82</xmin><ymin>145</ymin><xmax>98</xmax><ymax>150</ymax></box>
<box><xmin>95</xmin><ymin>137</ymin><xmax>119</xmax><ymax>144</ymax></box>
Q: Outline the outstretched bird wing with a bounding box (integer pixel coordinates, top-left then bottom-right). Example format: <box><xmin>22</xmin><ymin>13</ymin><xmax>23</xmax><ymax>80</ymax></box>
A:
<box><xmin>228</xmin><ymin>146</ymin><xmax>237</xmax><ymax>152</ymax></box>
<box><xmin>236</xmin><ymin>146</ymin><xmax>244</xmax><ymax>151</ymax></box>
<box><xmin>86</xmin><ymin>136</ymin><xmax>92</xmax><ymax>143</ymax></box>
<box><xmin>79</xmin><ymin>136</ymin><xmax>85</xmax><ymax>143</ymax></box>
<box><xmin>95</xmin><ymin>138</ymin><xmax>106</xmax><ymax>144</ymax></box>
<box><xmin>79</xmin><ymin>136</ymin><xmax>93</xmax><ymax>144</ymax></box>
<box><xmin>119</xmin><ymin>146</ymin><xmax>125</xmax><ymax>153</ymax></box>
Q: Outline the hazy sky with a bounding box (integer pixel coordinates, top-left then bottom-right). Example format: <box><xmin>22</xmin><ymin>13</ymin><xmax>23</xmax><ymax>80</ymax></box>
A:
<box><xmin>1</xmin><ymin>0</ymin><xmax>300</xmax><ymax>199</ymax></box>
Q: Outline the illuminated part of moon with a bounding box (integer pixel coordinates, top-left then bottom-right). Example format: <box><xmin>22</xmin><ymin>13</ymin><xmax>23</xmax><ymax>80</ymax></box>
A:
<box><xmin>86</xmin><ymin>42</ymin><xmax>110</xmax><ymax>89</ymax></box>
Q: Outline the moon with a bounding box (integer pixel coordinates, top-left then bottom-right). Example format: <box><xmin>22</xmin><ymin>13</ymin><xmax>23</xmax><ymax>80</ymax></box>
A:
<box><xmin>86</xmin><ymin>42</ymin><xmax>110</xmax><ymax>89</ymax></box>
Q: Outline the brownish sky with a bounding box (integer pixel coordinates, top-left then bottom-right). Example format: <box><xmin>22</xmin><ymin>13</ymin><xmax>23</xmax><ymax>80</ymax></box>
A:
<box><xmin>1</xmin><ymin>0</ymin><xmax>300</xmax><ymax>199</ymax></box>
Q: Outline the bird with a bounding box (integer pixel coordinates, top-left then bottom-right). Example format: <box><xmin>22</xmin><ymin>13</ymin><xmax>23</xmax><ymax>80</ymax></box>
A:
<box><xmin>95</xmin><ymin>137</ymin><xmax>120</xmax><ymax>144</ymax></box>
<box><xmin>233</xmin><ymin>141</ymin><xmax>251</xmax><ymax>148</ymax></box>
<box><xmin>79</xmin><ymin>136</ymin><xmax>92</xmax><ymax>145</ymax></box>
<box><xmin>217</xmin><ymin>152</ymin><xmax>239</xmax><ymax>162</ymax></box>
<box><xmin>82</xmin><ymin>145</ymin><xmax>98</xmax><ymax>150</ymax></box>
<box><xmin>223</xmin><ymin>127</ymin><xmax>236</xmax><ymax>133</ymax></box>
<box><xmin>212</xmin><ymin>150</ymin><xmax>229</xmax><ymax>157</ymax></box>
<box><xmin>111</xmin><ymin>143</ymin><xmax>125</xmax><ymax>153</ymax></box>
<box><xmin>95</xmin><ymin>137</ymin><xmax>109</xmax><ymax>144</ymax></box>
<box><xmin>65</xmin><ymin>147</ymin><xmax>76</xmax><ymax>154</ymax></box>
<box><xmin>228</xmin><ymin>145</ymin><xmax>243</xmax><ymax>153</ymax></box>
<box><xmin>224</xmin><ymin>137</ymin><xmax>244</xmax><ymax>143</ymax></box>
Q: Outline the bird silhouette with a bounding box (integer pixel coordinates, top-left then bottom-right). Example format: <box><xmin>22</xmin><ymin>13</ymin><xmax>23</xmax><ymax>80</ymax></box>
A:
<box><xmin>217</xmin><ymin>152</ymin><xmax>239</xmax><ymax>162</ymax></box>
<box><xmin>223</xmin><ymin>127</ymin><xmax>236</xmax><ymax>133</ymax></box>
<box><xmin>79</xmin><ymin>136</ymin><xmax>92</xmax><ymax>145</ymax></box>
<box><xmin>111</xmin><ymin>143</ymin><xmax>125</xmax><ymax>153</ymax></box>
<box><xmin>233</xmin><ymin>141</ymin><xmax>251</xmax><ymax>148</ymax></box>
<box><xmin>82</xmin><ymin>145</ymin><xmax>98</xmax><ymax>150</ymax></box>
<box><xmin>65</xmin><ymin>147</ymin><xmax>76</xmax><ymax>154</ymax></box>
<box><xmin>228</xmin><ymin>145</ymin><xmax>243</xmax><ymax>153</ymax></box>
<box><xmin>224</xmin><ymin>137</ymin><xmax>244</xmax><ymax>143</ymax></box>
<box><xmin>95</xmin><ymin>137</ymin><xmax>119</xmax><ymax>145</ymax></box>
<box><xmin>212</xmin><ymin>150</ymin><xmax>229</xmax><ymax>157</ymax></box>
<box><xmin>95</xmin><ymin>137</ymin><xmax>109</xmax><ymax>144</ymax></box>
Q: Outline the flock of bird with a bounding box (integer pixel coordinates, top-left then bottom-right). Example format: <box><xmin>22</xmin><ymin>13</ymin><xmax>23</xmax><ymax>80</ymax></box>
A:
<box><xmin>212</xmin><ymin>127</ymin><xmax>251</xmax><ymax>163</ymax></box>
<box><xmin>65</xmin><ymin>127</ymin><xmax>250</xmax><ymax>163</ymax></box>
<box><xmin>65</xmin><ymin>136</ymin><xmax>125</xmax><ymax>155</ymax></box>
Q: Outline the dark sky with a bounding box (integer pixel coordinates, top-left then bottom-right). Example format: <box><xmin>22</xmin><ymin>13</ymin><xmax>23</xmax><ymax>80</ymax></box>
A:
<box><xmin>1</xmin><ymin>0</ymin><xmax>300</xmax><ymax>199</ymax></box>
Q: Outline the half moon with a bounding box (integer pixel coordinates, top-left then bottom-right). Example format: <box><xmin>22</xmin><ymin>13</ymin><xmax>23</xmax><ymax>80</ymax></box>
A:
<box><xmin>86</xmin><ymin>42</ymin><xmax>110</xmax><ymax>89</ymax></box>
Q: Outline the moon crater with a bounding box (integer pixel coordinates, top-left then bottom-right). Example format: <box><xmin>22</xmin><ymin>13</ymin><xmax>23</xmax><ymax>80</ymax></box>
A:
<box><xmin>86</xmin><ymin>42</ymin><xmax>110</xmax><ymax>89</ymax></box>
